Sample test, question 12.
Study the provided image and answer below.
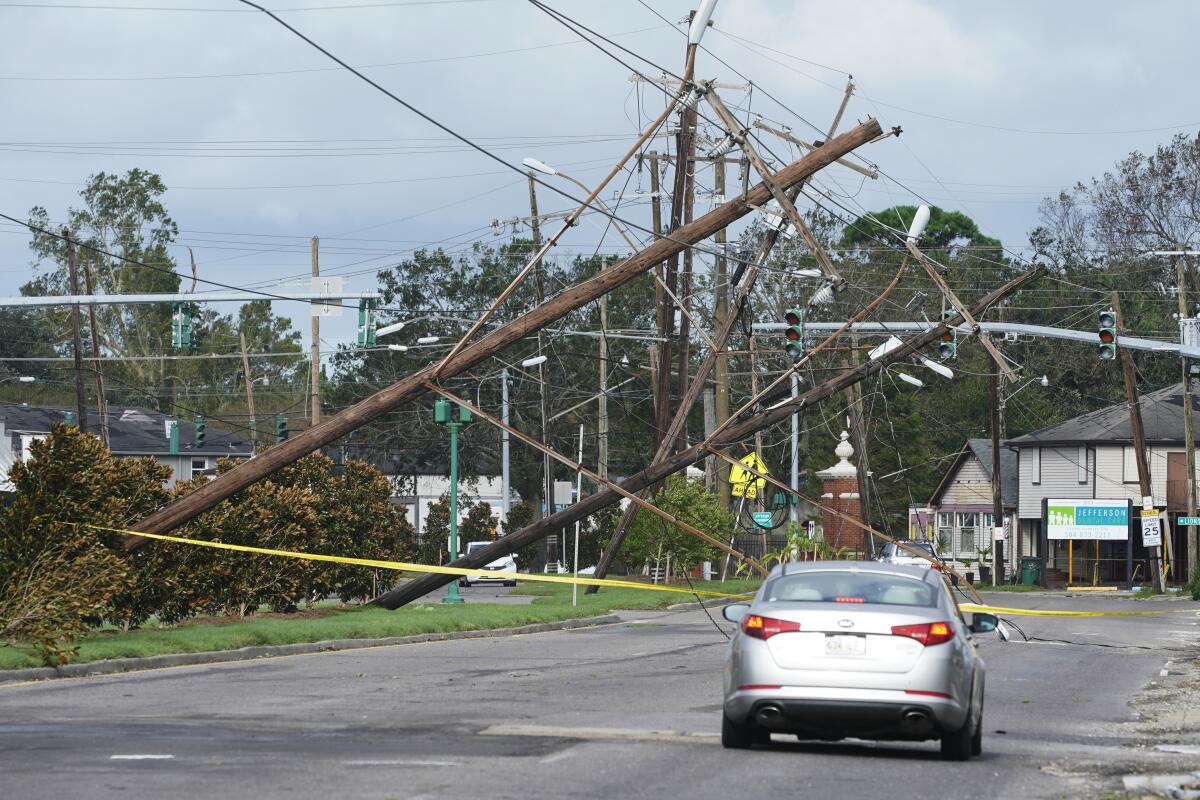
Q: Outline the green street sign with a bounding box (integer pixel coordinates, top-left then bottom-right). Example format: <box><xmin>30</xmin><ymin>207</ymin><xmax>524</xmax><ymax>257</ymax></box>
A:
<box><xmin>1179</xmin><ymin>517</ymin><xmax>1200</xmax><ymax>526</ymax></box>
<box><xmin>752</xmin><ymin>511</ymin><xmax>773</xmax><ymax>528</ymax></box>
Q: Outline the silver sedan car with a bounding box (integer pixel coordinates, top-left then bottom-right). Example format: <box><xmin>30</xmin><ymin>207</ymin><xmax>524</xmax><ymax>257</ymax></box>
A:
<box><xmin>721</xmin><ymin>561</ymin><xmax>996</xmax><ymax>760</ymax></box>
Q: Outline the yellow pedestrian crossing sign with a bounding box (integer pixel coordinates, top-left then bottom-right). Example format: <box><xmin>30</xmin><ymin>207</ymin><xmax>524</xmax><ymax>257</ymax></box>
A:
<box><xmin>730</xmin><ymin>452</ymin><xmax>770</xmax><ymax>499</ymax></box>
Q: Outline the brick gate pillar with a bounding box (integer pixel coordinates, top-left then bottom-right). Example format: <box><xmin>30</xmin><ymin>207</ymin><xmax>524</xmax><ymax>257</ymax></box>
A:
<box><xmin>816</xmin><ymin>431</ymin><xmax>863</xmax><ymax>556</ymax></box>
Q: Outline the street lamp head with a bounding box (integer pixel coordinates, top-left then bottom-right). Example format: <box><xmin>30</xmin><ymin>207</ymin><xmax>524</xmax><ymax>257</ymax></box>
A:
<box><xmin>906</xmin><ymin>205</ymin><xmax>931</xmax><ymax>244</ymax></box>
<box><xmin>416</xmin><ymin>336</ymin><xmax>441</xmax><ymax>345</ymax></box>
<box><xmin>521</xmin><ymin>355</ymin><xmax>548</xmax><ymax>368</ymax></box>
<box><xmin>387</xmin><ymin>344</ymin><xmax>408</xmax><ymax>352</ymax></box>
<box><xmin>687</xmin><ymin>0</ymin><xmax>720</xmax><ymax>45</ymax></box>
<box><xmin>522</xmin><ymin>157</ymin><xmax>558</xmax><ymax>177</ymax></box>
<box><xmin>18</xmin><ymin>376</ymin><xmax>34</xmax><ymax>383</ymax></box>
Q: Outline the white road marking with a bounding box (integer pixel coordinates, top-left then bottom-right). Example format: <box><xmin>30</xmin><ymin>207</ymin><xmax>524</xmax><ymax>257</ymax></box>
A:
<box><xmin>1160</xmin><ymin>660</ymin><xmax>1172</xmax><ymax>677</ymax></box>
<box><xmin>481</xmin><ymin>724</ymin><xmax>719</xmax><ymax>744</ymax></box>
<box><xmin>110</xmin><ymin>754</ymin><xmax>174</xmax><ymax>760</ymax></box>
<box><xmin>341</xmin><ymin>759</ymin><xmax>462</xmax><ymax>767</ymax></box>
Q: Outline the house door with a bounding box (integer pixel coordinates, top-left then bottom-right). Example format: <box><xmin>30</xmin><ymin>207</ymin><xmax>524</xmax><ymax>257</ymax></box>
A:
<box><xmin>1167</xmin><ymin>452</ymin><xmax>1188</xmax><ymax>511</ymax></box>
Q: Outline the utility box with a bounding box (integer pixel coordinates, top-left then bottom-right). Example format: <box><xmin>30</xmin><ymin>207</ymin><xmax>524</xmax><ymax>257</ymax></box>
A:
<box><xmin>1180</xmin><ymin>317</ymin><xmax>1200</xmax><ymax>348</ymax></box>
<box><xmin>553</xmin><ymin>480</ymin><xmax>575</xmax><ymax>508</ymax></box>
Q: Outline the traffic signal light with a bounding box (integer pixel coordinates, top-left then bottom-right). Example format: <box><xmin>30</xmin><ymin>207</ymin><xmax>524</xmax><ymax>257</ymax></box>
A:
<box><xmin>193</xmin><ymin>415</ymin><xmax>205</xmax><ymax>448</ymax></box>
<box><xmin>275</xmin><ymin>413</ymin><xmax>288</xmax><ymax>443</ymax></box>
<box><xmin>783</xmin><ymin>307</ymin><xmax>805</xmax><ymax>361</ymax></box>
<box><xmin>357</xmin><ymin>298</ymin><xmax>378</xmax><ymax>347</ymax></box>
<box><xmin>938</xmin><ymin>309</ymin><xmax>957</xmax><ymax>360</ymax></box>
<box><xmin>1098</xmin><ymin>309</ymin><xmax>1117</xmax><ymax>360</ymax></box>
<box><xmin>170</xmin><ymin>302</ymin><xmax>192</xmax><ymax>349</ymax></box>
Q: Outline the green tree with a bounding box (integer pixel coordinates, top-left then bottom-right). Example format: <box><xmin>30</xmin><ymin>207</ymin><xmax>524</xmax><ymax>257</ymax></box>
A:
<box><xmin>623</xmin><ymin>476</ymin><xmax>730</xmax><ymax>578</ymax></box>
<box><xmin>459</xmin><ymin>501</ymin><xmax>498</xmax><ymax>544</ymax></box>
<box><xmin>0</xmin><ymin>424</ymin><xmax>171</xmax><ymax>662</ymax></box>
<box><xmin>418</xmin><ymin>494</ymin><xmax>451</xmax><ymax>564</ymax></box>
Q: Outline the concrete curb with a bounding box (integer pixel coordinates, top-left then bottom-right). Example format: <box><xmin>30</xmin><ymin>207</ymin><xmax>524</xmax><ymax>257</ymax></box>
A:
<box><xmin>665</xmin><ymin>597</ymin><xmax>740</xmax><ymax>612</ymax></box>
<box><xmin>0</xmin><ymin>614</ymin><xmax>622</xmax><ymax>684</ymax></box>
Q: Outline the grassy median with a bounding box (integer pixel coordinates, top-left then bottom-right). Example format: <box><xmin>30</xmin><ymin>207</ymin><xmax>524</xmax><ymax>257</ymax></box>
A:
<box><xmin>0</xmin><ymin>578</ymin><xmax>762</xmax><ymax>670</ymax></box>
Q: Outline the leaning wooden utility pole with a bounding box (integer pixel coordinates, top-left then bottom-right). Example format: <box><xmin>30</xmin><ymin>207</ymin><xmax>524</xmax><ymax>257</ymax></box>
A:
<box><xmin>123</xmin><ymin>119</ymin><xmax>883</xmax><ymax>548</ymax></box>
<box><xmin>310</xmin><ymin>236</ymin><xmax>321</xmax><ymax>425</ymax></box>
<box><xmin>674</xmin><ymin>110</ymin><xmax>697</xmax><ymax>412</ymax></box>
<box><xmin>1113</xmin><ymin>290</ymin><xmax>1161</xmax><ymax>592</ymax></box>
<box><xmin>713</xmin><ymin>159</ymin><xmax>732</xmax><ymax>511</ymax></box>
<box><xmin>64</xmin><ymin>232</ymin><xmax>88</xmax><ymax>433</ymax></box>
<box><xmin>1176</xmin><ymin>252</ymin><xmax>1198</xmax><ymax>583</ymax></box>
<box><xmin>81</xmin><ymin>259</ymin><xmax>108</xmax><ymax>446</ymax></box>
<box><xmin>377</xmin><ymin>266</ymin><xmax>1041</xmax><ymax>608</ymax></box>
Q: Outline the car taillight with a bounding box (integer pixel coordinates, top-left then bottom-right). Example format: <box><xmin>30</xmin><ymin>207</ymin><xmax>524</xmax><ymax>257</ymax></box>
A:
<box><xmin>891</xmin><ymin>621</ymin><xmax>954</xmax><ymax>646</ymax></box>
<box><xmin>834</xmin><ymin>596</ymin><xmax>864</xmax><ymax>603</ymax></box>
<box><xmin>930</xmin><ymin>562</ymin><xmax>943</xmax><ymax>571</ymax></box>
<box><xmin>741</xmin><ymin>614</ymin><xmax>801</xmax><ymax>640</ymax></box>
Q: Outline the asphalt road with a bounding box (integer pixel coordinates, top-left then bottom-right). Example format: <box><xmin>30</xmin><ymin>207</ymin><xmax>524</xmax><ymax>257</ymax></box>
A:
<box><xmin>2</xmin><ymin>591</ymin><xmax>1199</xmax><ymax>800</ymax></box>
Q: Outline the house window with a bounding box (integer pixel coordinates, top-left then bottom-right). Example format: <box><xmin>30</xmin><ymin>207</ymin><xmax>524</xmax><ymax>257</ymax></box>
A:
<box><xmin>190</xmin><ymin>457</ymin><xmax>208</xmax><ymax>478</ymax></box>
<box><xmin>957</xmin><ymin>513</ymin><xmax>978</xmax><ymax>552</ymax></box>
<box><xmin>1078</xmin><ymin>446</ymin><xmax>1088</xmax><ymax>484</ymax></box>
<box><xmin>1030</xmin><ymin>448</ymin><xmax>1041</xmax><ymax>485</ymax></box>
<box><xmin>1123</xmin><ymin>446</ymin><xmax>1140</xmax><ymax>484</ymax></box>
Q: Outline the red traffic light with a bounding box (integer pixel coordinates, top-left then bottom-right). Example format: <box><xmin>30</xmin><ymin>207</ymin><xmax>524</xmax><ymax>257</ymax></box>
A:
<box><xmin>784</xmin><ymin>307</ymin><xmax>803</xmax><ymax>326</ymax></box>
<box><xmin>785</xmin><ymin>327</ymin><xmax>802</xmax><ymax>341</ymax></box>
<box><xmin>941</xmin><ymin>330</ymin><xmax>954</xmax><ymax>342</ymax></box>
<box><xmin>1099</xmin><ymin>330</ymin><xmax>1115</xmax><ymax>344</ymax></box>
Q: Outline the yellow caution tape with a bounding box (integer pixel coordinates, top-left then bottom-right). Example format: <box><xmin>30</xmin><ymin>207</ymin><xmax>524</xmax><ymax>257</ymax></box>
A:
<box><xmin>960</xmin><ymin>603</ymin><xmax>1196</xmax><ymax>618</ymax></box>
<box><xmin>76</xmin><ymin>523</ymin><xmax>751</xmax><ymax>600</ymax></box>
<box><xmin>70</xmin><ymin>523</ymin><xmax>1199</xmax><ymax>616</ymax></box>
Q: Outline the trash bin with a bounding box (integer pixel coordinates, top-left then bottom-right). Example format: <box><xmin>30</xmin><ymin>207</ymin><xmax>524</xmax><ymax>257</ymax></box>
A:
<box><xmin>1019</xmin><ymin>556</ymin><xmax>1043</xmax><ymax>586</ymax></box>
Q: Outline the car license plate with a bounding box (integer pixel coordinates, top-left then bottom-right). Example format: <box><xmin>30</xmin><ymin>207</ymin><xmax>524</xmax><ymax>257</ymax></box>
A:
<box><xmin>825</xmin><ymin>635</ymin><xmax>866</xmax><ymax>656</ymax></box>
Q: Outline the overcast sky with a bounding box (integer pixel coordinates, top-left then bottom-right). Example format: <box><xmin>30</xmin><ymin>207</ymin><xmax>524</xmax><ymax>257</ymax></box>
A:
<box><xmin>3</xmin><ymin>0</ymin><xmax>1199</xmax><ymax>351</ymax></box>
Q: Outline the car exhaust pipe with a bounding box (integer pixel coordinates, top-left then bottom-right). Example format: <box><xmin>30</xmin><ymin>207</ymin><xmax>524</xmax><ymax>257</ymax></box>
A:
<box><xmin>755</xmin><ymin>705</ymin><xmax>784</xmax><ymax>727</ymax></box>
<box><xmin>903</xmin><ymin>710</ymin><xmax>929</xmax><ymax>727</ymax></box>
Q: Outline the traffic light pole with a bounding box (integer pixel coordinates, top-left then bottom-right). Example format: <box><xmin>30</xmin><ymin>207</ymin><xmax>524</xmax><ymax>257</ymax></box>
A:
<box><xmin>443</xmin><ymin>413</ymin><xmax>465</xmax><ymax>605</ymax></box>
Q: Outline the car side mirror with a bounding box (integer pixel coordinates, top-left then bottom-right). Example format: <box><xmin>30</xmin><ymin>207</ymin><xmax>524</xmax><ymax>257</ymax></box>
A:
<box><xmin>722</xmin><ymin>603</ymin><xmax>751</xmax><ymax>623</ymax></box>
<box><xmin>969</xmin><ymin>612</ymin><xmax>999</xmax><ymax>634</ymax></box>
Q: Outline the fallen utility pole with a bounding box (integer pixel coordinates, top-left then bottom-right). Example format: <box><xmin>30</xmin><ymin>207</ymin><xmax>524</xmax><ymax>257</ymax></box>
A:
<box><xmin>374</xmin><ymin>265</ymin><xmax>1040</xmax><ymax>609</ymax></box>
<box><xmin>122</xmin><ymin>119</ymin><xmax>884</xmax><ymax>548</ymax></box>
<box><xmin>1113</xmin><ymin>290</ymin><xmax>1161</xmax><ymax>592</ymax></box>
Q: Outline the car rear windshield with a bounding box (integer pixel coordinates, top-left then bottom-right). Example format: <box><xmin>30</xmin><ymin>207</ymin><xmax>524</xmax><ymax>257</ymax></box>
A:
<box><xmin>467</xmin><ymin>543</ymin><xmax>488</xmax><ymax>554</ymax></box>
<box><xmin>884</xmin><ymin>542</ymin><xmax>935</xmax><ymax>558</ymax></box>
<box><xmin>764</xmin><ymin>571</ymin><xmax>937</xmax><ymax>607</ymax></box>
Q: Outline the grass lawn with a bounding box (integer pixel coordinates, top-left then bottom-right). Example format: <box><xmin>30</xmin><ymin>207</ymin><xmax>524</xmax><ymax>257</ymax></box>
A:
<box><xmin>0</xmin><ymin>577</ymin><xmax>761</xmax><ymax>671</ymax></box>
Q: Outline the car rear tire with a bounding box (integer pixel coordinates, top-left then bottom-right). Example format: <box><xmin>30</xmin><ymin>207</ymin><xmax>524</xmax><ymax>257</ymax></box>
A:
<box><xmin>505</xmin><ymin>580</ymin><xmax>517</xmax><ymax>587</ymax></box>
<box><xmin>940</xmin><ymin>708</ymin><xmax>975</xmax><ymax>761</ymax></box>
<box><xmin>721</xmin><ymin>712</ymin><xmax>768</xmax><ymax>749</ymax></box>
<box><xmin>971</xmin><ymin>709</ymin><xmax>983</xmax><ymax>756</ymax></box>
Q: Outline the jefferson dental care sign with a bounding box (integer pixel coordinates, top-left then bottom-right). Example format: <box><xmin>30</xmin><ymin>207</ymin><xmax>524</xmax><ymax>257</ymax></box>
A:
<box><xmin>1046</xmin><ymin>499</ymin><xmax>1130</xmax><ymax>541</ymax></box>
